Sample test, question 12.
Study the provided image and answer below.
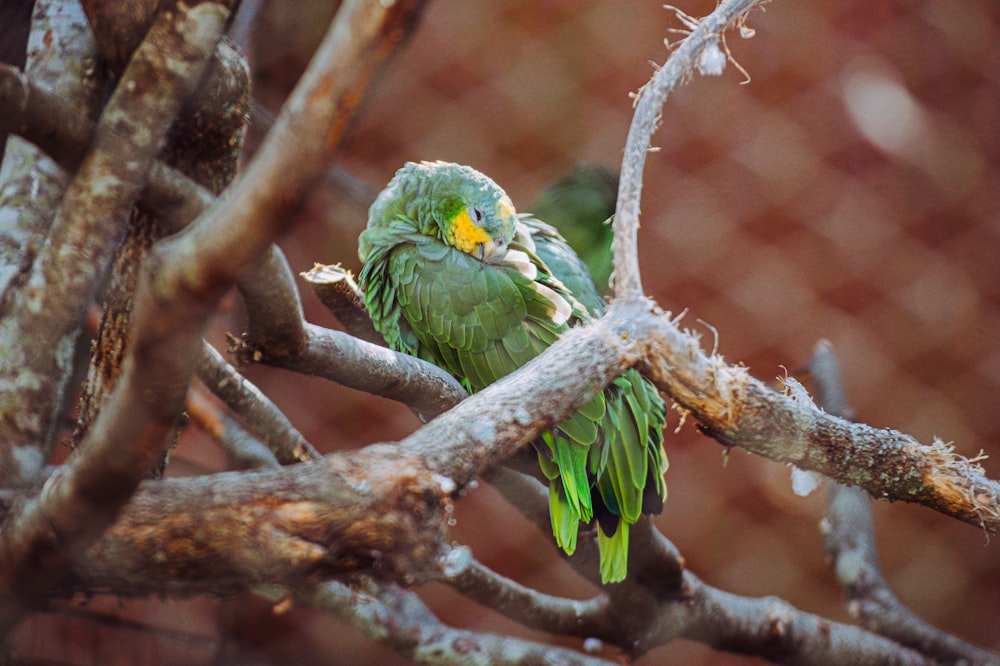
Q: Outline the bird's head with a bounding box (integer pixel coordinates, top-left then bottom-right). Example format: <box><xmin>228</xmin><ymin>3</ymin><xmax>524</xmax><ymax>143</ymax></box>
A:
<box><xmin>388</xmin><ymin>161</ymin><xmax>519</xmax><ymax>264</ymax></box>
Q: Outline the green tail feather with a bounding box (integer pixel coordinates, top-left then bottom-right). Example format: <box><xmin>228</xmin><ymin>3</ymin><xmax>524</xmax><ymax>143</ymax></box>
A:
<box><xmin>549</xmin><ymin>482</ymin><xmax>578</xmax><ymax>555</ymax></box>
<box><xmin>598</xmin><ymin>521</ymin><xmax>630</xmax><ymax>584</ymax></box>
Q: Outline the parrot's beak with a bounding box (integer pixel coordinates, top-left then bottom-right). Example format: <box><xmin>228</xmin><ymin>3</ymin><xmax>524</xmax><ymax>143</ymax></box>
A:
<box><xmin>476</xmin><ymin>238</ymin><xmax>508</xmax><ymax>264</ymax></box>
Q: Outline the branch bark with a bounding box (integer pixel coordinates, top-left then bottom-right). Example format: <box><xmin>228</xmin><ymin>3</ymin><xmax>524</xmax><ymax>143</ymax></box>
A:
<box><xmin>809</xmin><ymin>341</ymin><xmax>1000</xmax><ymax>665</ymax></box>
<box><xmin>0</xmin><ymin>0</ymin><xmax>425</xmax><ymax>637</ymax></box>
<box><xmin>0</xmin><ymin>1</ymin><xmax>230</xmax><ymax>633</ymax></box>
<box><xmin>299</xmin><ymin>579</ymin><xmax>618</xmax><ymax>666</ymax></box>
<box><xmin>0</xmin><ymin>0</ymin><xmax>104</xmax><ymax>482</ymax></box>
<box><xmin>68</xmin><ymin>447</ymin><xmax>449</xmax><ymax>594</ymax></box>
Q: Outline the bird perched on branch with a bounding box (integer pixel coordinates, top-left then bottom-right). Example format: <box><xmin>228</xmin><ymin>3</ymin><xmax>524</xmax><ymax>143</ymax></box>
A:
<box><xmin>358</xmin><ymin>161</ymin><xmax>667</xmax><ymax>583</ymax></box>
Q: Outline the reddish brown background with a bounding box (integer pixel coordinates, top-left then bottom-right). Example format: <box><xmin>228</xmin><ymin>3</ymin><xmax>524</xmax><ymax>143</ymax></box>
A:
<box><xmin>14</xmin><ymin>0</ymin><xmax>999</xmax><ymax>663</ymax></box>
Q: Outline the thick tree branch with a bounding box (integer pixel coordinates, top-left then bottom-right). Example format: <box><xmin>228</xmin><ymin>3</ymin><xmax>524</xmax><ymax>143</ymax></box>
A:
<box><xmin>0</xmin><ymin>1</ymin><xmax>104</xmax><ymax>482</ymax></box>
<box><xmin>66</xmin><ymin>447</ymin><xmax>449</xmax><ymax>595</ymax></box>
<box><xmin>0</xmin><ymin>59</ymin><xmax>464</xmax><ymax>429</ymax></box>
<box><xmin>0</xmin><ymin>0</ymin><xmax>421</xmax><ymax>636</ymax></box>
<box><xmin>0</xmin><ymin>0</ymin><xmax>230</xmax><ymax>631</ymax></box>
<box><xmin>0</xmin><ymin>4</ymin><xmax>225</xmax><ymax>458</ymax></box>
<box><xmin>0</xmin><ymin>62</ymin><xmax>214</xmax><ymax>231</ymax></box>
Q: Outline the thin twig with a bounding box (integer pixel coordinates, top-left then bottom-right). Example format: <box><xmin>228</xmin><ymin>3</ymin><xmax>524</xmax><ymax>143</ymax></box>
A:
<box><xmin>186</xmin><ymin>388</ymin><xmax>282</xmax><ymax>470</ymax></box>
<box><xmin>197</xmin><ymin>342</ymin><xmax>322</xmax><ymax>464</ymax></box>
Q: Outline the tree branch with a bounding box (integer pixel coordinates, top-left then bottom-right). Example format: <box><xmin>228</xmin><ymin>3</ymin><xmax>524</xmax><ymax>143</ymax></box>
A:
<box><xmin>0</xmin><ymin>19</ymin><xmax>463</xmax><ymax>431</ymax></box>
<box><xmin>613</xmin><ymin>0</ymin><xmax>763</xmax><ymax>300</ymax></box>
<box><xmin>298</xmin><ymin>579</ymin><xmax>618</xmax><ymax>666</ymax></box>
<box><xmin>0</xmin><ymin>3</ymin><xmax>226</xmax><ymax>455</ymax></box>
<box><xmin>0</xmin><ymin>1</ymin><xmax>103</xmax><ymax>483</ymax></box>
<box><xmin>197</xmin><ymin>342</ymin><xmax>322</xmax><ymax>464</ymax></box>
<box><xmin>637</xmin><ymin>310</ymin><xmax>1000</xmax><ymax>531</ymax></box>
<box><xmin>65</xmin><ymin>447</ymin><xmax>449</xmax><ymax>595</ymax></box>
<box><xmin>444</xmin><ymin>554</ymin><xmax>616</xmax><ymax>641</ymax></box>
<box><xmin>665</xmin><ymin>570</ymin><xmax>933</xmax><ymax>665</ymax></box>
<box><xmin>0</xmin><ymin>1</ymin><xmax>229</xmax><ymax>633</ymax></box>
<box><xmin>0</xmin><ymin>0</ymin><xmax>422</xmax><ymax>636</ymax></box>
<box><xmin>186</xmin><ymin>384</ymin><xmax>283</xmax><ymax>471</ymax></box>
<box><xmin>301</xmin><ymin>262</ymin><xmax>384</xmax><ymax>346</ymax></box>
<box><xmin>808</xmin><ymin>341</ymin><xmax>1000</xmax><ymax>665</ymax></box>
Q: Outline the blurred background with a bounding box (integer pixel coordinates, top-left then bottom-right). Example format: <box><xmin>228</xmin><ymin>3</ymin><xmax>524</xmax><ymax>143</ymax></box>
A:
<box><xmin>13</xmin><ymin>0</ymin><xmax>999</xmax><ymax>663</ymax></box>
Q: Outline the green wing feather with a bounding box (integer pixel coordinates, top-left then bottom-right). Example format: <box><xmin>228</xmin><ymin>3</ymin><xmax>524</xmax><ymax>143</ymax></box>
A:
<box><xmin>359</xmin><ymin>167</ymin><xmax>668</xmax><ymax>585</ymax></box>
<box><xmin>527</xmin><ymin>164</ymin><xmax>617</xmax><ymax>294</ymax></box>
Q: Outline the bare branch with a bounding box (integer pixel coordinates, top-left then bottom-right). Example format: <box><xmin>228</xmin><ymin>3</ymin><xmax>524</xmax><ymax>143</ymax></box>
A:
<box><xmin>238</xmin><ymin>245</ymin><xmax>310</xmax><ymax>357</ymax></box>
<box><xmin>186</xmin><ymin>385</ymin><xmax>283</xmax><ymax>471</ymax></box>
<box><xmin>0</xmin><ymin>57</ymin><xmax>464</xmax><ymax>423</ymax></box>
<box><xmin>668</xmin><ymin>570</ymin><xmax>934</xmax><ymax>665</ymax></box>
<box><xmin>0</xmin><ymin>1</ymin><xmax>103</xmax><ymax>482</ymax></box>
<box><xmin>635</xmin><ymin>310</ymin><xmax>1000</xmax><ymax>531</ymax></box>
<box><xmin>809</xmin><ymin>341</ymin><xmax>1000</xmax><ymax>665</ymax></box>
<box><xmin>0</xmin><ymin>2</ymin><xmax>227</xmax><ymax>455</ymax></box>
<box><xmin>0</xmin><ymin>0</ymin><xmax>423</xmax><ymax>635</ymax></box>
<box><xmin>0</xmin><ymin>2</ymin><xmax>230</xmax><ymax>632</ymax></box>
<box><xmin>302</xmin><ymin>262</ymin><xmax>384</xmax><ymax>345</ymax></box>
<box><xmin>471</xmin><ymin>463</ymin><xmax>932</xmax><ymax>664</ymax></box>
<box><xmin>444</xmin><ymin>554</ymin><xmax>616</xmax><ymax>641</ymax></box>
<box><xmin>299</xmin><ymin>579</ymin><xmax>618</xmax><ymax>666</ymax></box>
<box><xmin>65</xmin><ymin>447</ymin><xmax>449</xmax><ymax>595</ymax></box>
<box><xmin>613</xmin><ymin>0</ymin><xmax>763</xmax><ymax>299</ymax></box>
<box><xmin>196</xmin><ymin>342</ymin><xmax>321</xmax><ymax>464</ymax></box>
<box><xmin>400</xmin><ymin>302</ymin><xmax>646</xmax><ymax>487</ymax></box>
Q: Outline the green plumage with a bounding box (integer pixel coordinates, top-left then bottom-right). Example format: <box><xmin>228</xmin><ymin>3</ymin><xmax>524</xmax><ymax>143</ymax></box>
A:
<box><xmin>526</xmin><ymin>164</ymin><xmax>618</xmax><ymax>295</ymax></box>
<box><xmin>358</xmin><ymin>161</ymin><xmax>668</xmax><ymax>584</ymax></box>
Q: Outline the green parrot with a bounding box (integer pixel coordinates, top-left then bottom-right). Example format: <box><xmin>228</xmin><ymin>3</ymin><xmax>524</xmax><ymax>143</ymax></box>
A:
<box><xmin>526</xmin><ymin>164</ymin><xmax>618</xmax><ymax>295</ymax></box>
<box><xmin>358</xmin><ymin>161</ymin><xmax>667</xmax><ymax>583</ymax></box>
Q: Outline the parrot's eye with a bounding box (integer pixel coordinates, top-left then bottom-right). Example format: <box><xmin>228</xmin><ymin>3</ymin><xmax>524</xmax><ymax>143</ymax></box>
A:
<box><xmin>470</xmin><ymin>206</ymin><xmax>484</xmax><ymax>223</ymax></box>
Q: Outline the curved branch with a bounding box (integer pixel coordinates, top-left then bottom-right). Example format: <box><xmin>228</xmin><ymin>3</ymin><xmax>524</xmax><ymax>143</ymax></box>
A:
<box><xmin>444</xmin><ymin>554</ymin><xmax>616</xmax><ymax>641</ymax></box>
<box><xmin>808</xmin><ymin>341</ymin><xmax>1000</xmax><ymax>665</ymax></box>
<box><xmin>613</xmin><ymin>0</ymin><xmax>763</xmax><ymax>299</ymax></box>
